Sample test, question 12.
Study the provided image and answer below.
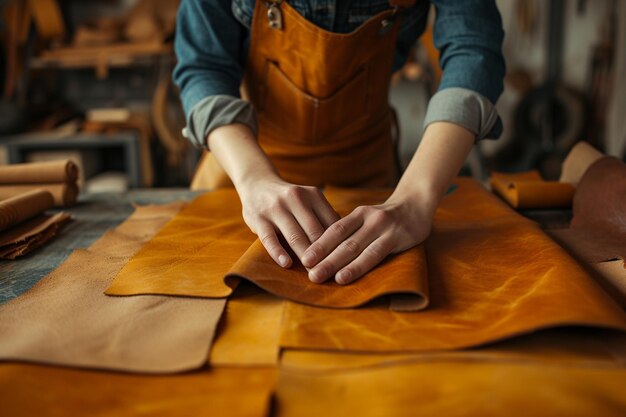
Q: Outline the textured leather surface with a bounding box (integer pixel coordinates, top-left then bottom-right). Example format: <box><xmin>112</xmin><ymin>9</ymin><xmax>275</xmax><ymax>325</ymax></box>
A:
<box><xmin>276</xmin><ymin>359</ymin><xmax>626</xmax><ymax>417</ymax></box>
<box><xmin>210</xmin><ymin>283</ymin><xmax>284</xmax><ymax>366</ymax></box>
<box><xmin>0</xmin><ymin>202</ymin><xmax>226</xmax><ymax>373</ymax></box>
<box><xmin>281</xmin><ymin>328</ymin><xmax>626</xmax><ymax>371</ymax></box>
<box><xmin>107</xmin><ymin>188</ymin><xmax>429</xmax><ymax>311</ymax></box>
<box><xmin>490</xmin><ymin>170</ymin><xmax>575</xmax><ymax>209</ymax></box>
<box><xmin>0</xmin><ymin>364</ymin><xmax>276</xmax><ymax>417</ymax></box>
<box><xmin>192</xmin><ymin>0</ymin><xmax>400</xmax><ymax>189</ymax></box>
<box><xmin>548</xmin><ymin>156</ymin><xmax>626</xmax><ymax>308</ymax></box>
<box><xmin>106</xmin><ymin>190</ymin><xmax>254</xmax><ymax>298</ymax></box>
<box><xmin>279</xmin><ymin>178</ymin><xmax>626</xmax><ymax>351</ymax></box>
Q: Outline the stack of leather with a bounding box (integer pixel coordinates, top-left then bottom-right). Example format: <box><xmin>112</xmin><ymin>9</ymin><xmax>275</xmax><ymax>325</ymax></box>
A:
<box><xmin>0</xmin><ymin>160</ymin><xmax>80</xmax><ymax>207</ymax></box>
<box><xmin>0</xmin><ymin>189</ymin><xmax>70</xmax><ymax>259</ymax></box>
<box><xmin>2</xmin><ymin>154</ymin><xmax>626</xmax><ymax>415</ymax></box>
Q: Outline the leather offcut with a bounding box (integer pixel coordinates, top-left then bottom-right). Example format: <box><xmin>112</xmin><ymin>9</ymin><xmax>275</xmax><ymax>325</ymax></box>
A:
<box><xmin>0</xmin><ymin>202</ymin><xmax>226</xmax><ymax>373</ymax></box>
<box><xmin>106</xmin><ymin>189</ymin><xmax>429</xmax><ymax>312</ymax></box>
<box><xmin>548</xmin><ymin>156</ymin><xmax>626</xmax><ymax>307</ymax></box>
<box><xmin>490</xmin><ymin>170</ymin><xmax>575</xmax><ymax>209</ymax></box>
<box><xmin>279</xmin><ymin>178</ymin><xmax>626</xmax><ymax>352</ymax></box>
<box><xmin>275</xmin><ymin>359</ymin><xmax>626</xmax><ymax>417</ymax></box>
<box><xmin>0</xmin><ymin>364</ymin><xmax>277</xmax><ymax>417</ymax></box>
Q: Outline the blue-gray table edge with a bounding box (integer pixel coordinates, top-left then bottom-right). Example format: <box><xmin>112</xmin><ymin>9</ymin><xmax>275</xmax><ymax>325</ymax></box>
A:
<box><xmin>0</xmin><ymin>189</ymin><xmax>201</xmax><ymax>304</ymax></box>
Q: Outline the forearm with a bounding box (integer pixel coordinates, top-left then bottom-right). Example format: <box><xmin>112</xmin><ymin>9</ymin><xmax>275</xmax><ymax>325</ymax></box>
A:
<box><xmin>207</xmin><ymin>123</ymin><xmax>280</xmax><ymax>190</ymax></box>
<box><xmin>390</xmin><ymin>122</ymin><xmax>475</xmax><ymax>216</ymax></box>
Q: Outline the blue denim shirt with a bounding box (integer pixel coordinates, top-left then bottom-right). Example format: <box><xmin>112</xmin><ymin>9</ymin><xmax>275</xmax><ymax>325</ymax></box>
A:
<box><xmin>173</xmin><ymin>0</ymin><xmax>505</xmax><ymax>147</ymax></box>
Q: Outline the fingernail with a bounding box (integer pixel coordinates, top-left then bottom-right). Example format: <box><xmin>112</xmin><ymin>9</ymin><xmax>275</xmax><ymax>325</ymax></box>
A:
<box><xmin>308</xmin><ymin>270</ymin><xmax>321</xmax><ymax>283</ymax></box>
<box><xmin>278</xmin><ymin>255</ymin><xmax>290</xmax><ymax>267</ymax></box>
<box><xmin>302</xmin><ymin>251</ymin><xmax>315</xmax><ymax>265</ymax></box>
<box><xmin>336</xmin><ymin>270</ymin><xmax>351</xmax><ymax>284</ymax></box>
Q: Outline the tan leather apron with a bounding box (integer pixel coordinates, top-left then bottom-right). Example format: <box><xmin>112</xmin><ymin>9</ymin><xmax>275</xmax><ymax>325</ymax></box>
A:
<box><xmin>191</xmin><ymin>0</ymin><xmax>410</xmax><ymax>190</ymax></box>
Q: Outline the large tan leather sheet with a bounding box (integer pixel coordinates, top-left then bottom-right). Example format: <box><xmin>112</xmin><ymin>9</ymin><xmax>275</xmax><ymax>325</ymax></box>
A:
<box><xmin>0</xmin><ymin>364</ymin><xmax>276</xmax><ymax>417</ymax></box>
<box><xmin>279</xmin><ymin>179</ymin><xmax>626</xmax><ymax>351</ymax></box>
<box><xmin>0</xmin><ymin>202</ymin><xmax>226</xmax><ymax>373</ymax></box>
<box><xmin>106</xmin><ymin>189</ymin><xmax>429</xmax><ymax>311</ymax></box>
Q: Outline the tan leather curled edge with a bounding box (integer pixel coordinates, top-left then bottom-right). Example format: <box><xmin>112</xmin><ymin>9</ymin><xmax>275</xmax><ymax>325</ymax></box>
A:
<box><xmin>490</xmin><ymin>170</ymin><xmax>575</xmax><ymax>209</ymax></box>
<box><xmin>0</xmin><ymin>189</ymin><xmax>53</xmax><ymax>232</ymax></box>
<box><xmin>0</xmin><ymin>160</ymin><xmax>78</xmax><ymax>184</ymax></box>
<box><xmin>107</xmin><ymin>188</ymin><xmax>430</xmax><ymax>311</ymax></box>
<box><xmin>0</xmin><ymin>183</ymin><xmax>79</xmax><ymax>207</ymax></box>
<box><xmin>279</xmin><ymin>178</ymin><xmax>626</xmax><ymax>352</ymax></box>
<box><xmin>559</xmin><ymin>141</ymin><xmax>603</xmax><ymax>185</ymax></box>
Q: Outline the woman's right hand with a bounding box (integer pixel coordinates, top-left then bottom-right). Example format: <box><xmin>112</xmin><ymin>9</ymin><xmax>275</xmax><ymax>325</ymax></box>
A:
<box><xmin>238</xmin><ymin>177</ymin><xmax>340</xmax><ymax>268</ymax></box>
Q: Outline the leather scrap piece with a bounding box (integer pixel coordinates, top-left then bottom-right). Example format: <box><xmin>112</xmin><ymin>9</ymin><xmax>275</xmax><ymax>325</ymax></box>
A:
<box><xmin>490</xmin><ymin>170</ymin><xmax>575</xmax><ymax>209</ymax></box>
<box><xmin>106</xmin><ymin>188</ymin><xmax>430</xmax><ymax>311</ymax></box>
<box><xmin>281</xmin><ymin>328</ymin><xmax>626</xmax><ymax>371</ymax></box>
<box><xmin>279</xmin><ymin>179</ymin><xmax>626</xmax><ymax>352</ymax></box>
<box><xmin>106</xmin><ymin>190</ymin><xmax>255</xmax><ymax>298</ymax></box>
<box><xmin>275</xmin><ymin>358</ymin><xmax>626</xmax><ymax>417</ymax></box>
<box><xmin>0</xmin><ymin>364</ymin><xmax>277</xmax><ymax>417</ymax></box>
<box><xmin>548</xmin><ymin>156</ymin><xmax>626</xmax><ymax>308</ymax></box>
<box><xmin>210</xmin><ymin>284</ymin><xmax>284</xmax><ymax>366</ymax></box>
<box><xmin>0</xmin><ymin>202</ymin><xmax>227</xmax><ymax>373</ymax></box>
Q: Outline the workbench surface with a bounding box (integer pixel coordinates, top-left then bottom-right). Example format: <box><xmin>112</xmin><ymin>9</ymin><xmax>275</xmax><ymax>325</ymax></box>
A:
<box><xmin>0</xmin><ymin>188</ymin><xmax>570</xmax><ymax>305</ymax></box>
<box><xmin>0</xmin><ymin>189</ymin><xmax>199</xmax><ymax>304</ymax></box>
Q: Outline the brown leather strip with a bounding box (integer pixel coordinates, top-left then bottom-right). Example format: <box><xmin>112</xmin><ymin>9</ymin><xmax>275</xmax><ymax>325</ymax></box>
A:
<box><xmin>279</xmin><ymin>178</ymin><xmax>626</xmax><ymax>352</ymax></box>
<box><xmin>490</xmin><ymin>170</ymin><xmax>575</xmax><ymax>209</ymax></box>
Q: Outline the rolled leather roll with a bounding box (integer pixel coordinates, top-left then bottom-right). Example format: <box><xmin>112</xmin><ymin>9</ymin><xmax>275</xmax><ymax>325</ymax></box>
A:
<box><xmin>0</xmin><ymin>160</ymin><xmax>79</xmax><ymax>184</ymax></box>
<box><xmin>0</xmin><ymin>183</ymin><xmax>78</xmax><ymax>207</ymax></box>
<box><xmin>0</xmin><ymin>189</ymin><xmax>54</xmax><ymax>232</ymax></box>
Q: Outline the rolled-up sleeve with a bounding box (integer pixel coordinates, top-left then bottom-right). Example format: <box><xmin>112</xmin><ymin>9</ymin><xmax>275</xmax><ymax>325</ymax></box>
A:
<box><xmin>173</xmin><ymin>0</ymin><xmax>254</xmax><ymax>147</ymax></box>
<box><xmin>424</xmin><ymin>0</ymin><xmax>505</xmax><ymax>140</ymax></box>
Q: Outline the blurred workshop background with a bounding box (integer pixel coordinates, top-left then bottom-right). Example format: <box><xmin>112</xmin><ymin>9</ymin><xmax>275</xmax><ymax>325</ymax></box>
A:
<box><xmin>0</xmin><ymin>0</ymin><xmax>624</xmax><ymax>192</ymax></box>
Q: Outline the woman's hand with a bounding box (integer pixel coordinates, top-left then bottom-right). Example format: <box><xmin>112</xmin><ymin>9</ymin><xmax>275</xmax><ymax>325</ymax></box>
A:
<box><xmin>238</xmin><ymin>177</ymin><xmax>340</xmax><ymax>268</ymax></box>
<box><xmin>300</xmin><ymin>193</ymin><xmax>433</xmax><ymax>284</ymax></box>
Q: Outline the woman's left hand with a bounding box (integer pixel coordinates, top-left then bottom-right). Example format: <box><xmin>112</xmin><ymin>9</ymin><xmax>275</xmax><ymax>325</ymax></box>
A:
<box><xmin>300</xmin><ymin>194</ymin><xmax>433</xmax><ymax>285</ymax></box>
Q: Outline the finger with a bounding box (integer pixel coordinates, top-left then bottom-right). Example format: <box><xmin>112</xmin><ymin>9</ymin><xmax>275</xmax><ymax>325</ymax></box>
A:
<box><xmin>256</xmin><ymin>220</ymin><xmax>292</xmax><ymax>268</ymax></box>
<box><xmin>273</xmin><ymin>211</ymin><xmax>311</xmax><ymax>262</ymax></box>
<box><xmin>301</xmin><ymin>213</ymin><xmax>363</xmax><ymax>269</ymax></box>
<box><xmin>310</xmin><ymin>190</ymin><xmax>340</xmax><ymax>228</ymax></box>
<box><xmin>307</xmin><ymin>221</ymin><xmax>378</xmax><ymax>283</ymax></box>
<box><xmin>288</xmin><ymin>196</ymin><xmax>326</xmax><ymax>244</ymax></box>
<box><xmin>335</xmin><ymin>235</ymin><xmax>393</xmax><ymax>285</ymax></box>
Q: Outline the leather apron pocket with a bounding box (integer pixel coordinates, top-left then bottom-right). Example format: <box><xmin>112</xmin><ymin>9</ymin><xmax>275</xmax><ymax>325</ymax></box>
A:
<box><xmin>261</xmin><ymin>60</ymin><xmax>369</xmax><ymax>145</ymax></box>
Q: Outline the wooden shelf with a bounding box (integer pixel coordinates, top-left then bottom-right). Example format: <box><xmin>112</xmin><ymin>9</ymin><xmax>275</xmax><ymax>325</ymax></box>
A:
<box><xmin>30</xmin><ymin>42</ymin><xmax>173</xmax><ymax>77</ymax></box>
